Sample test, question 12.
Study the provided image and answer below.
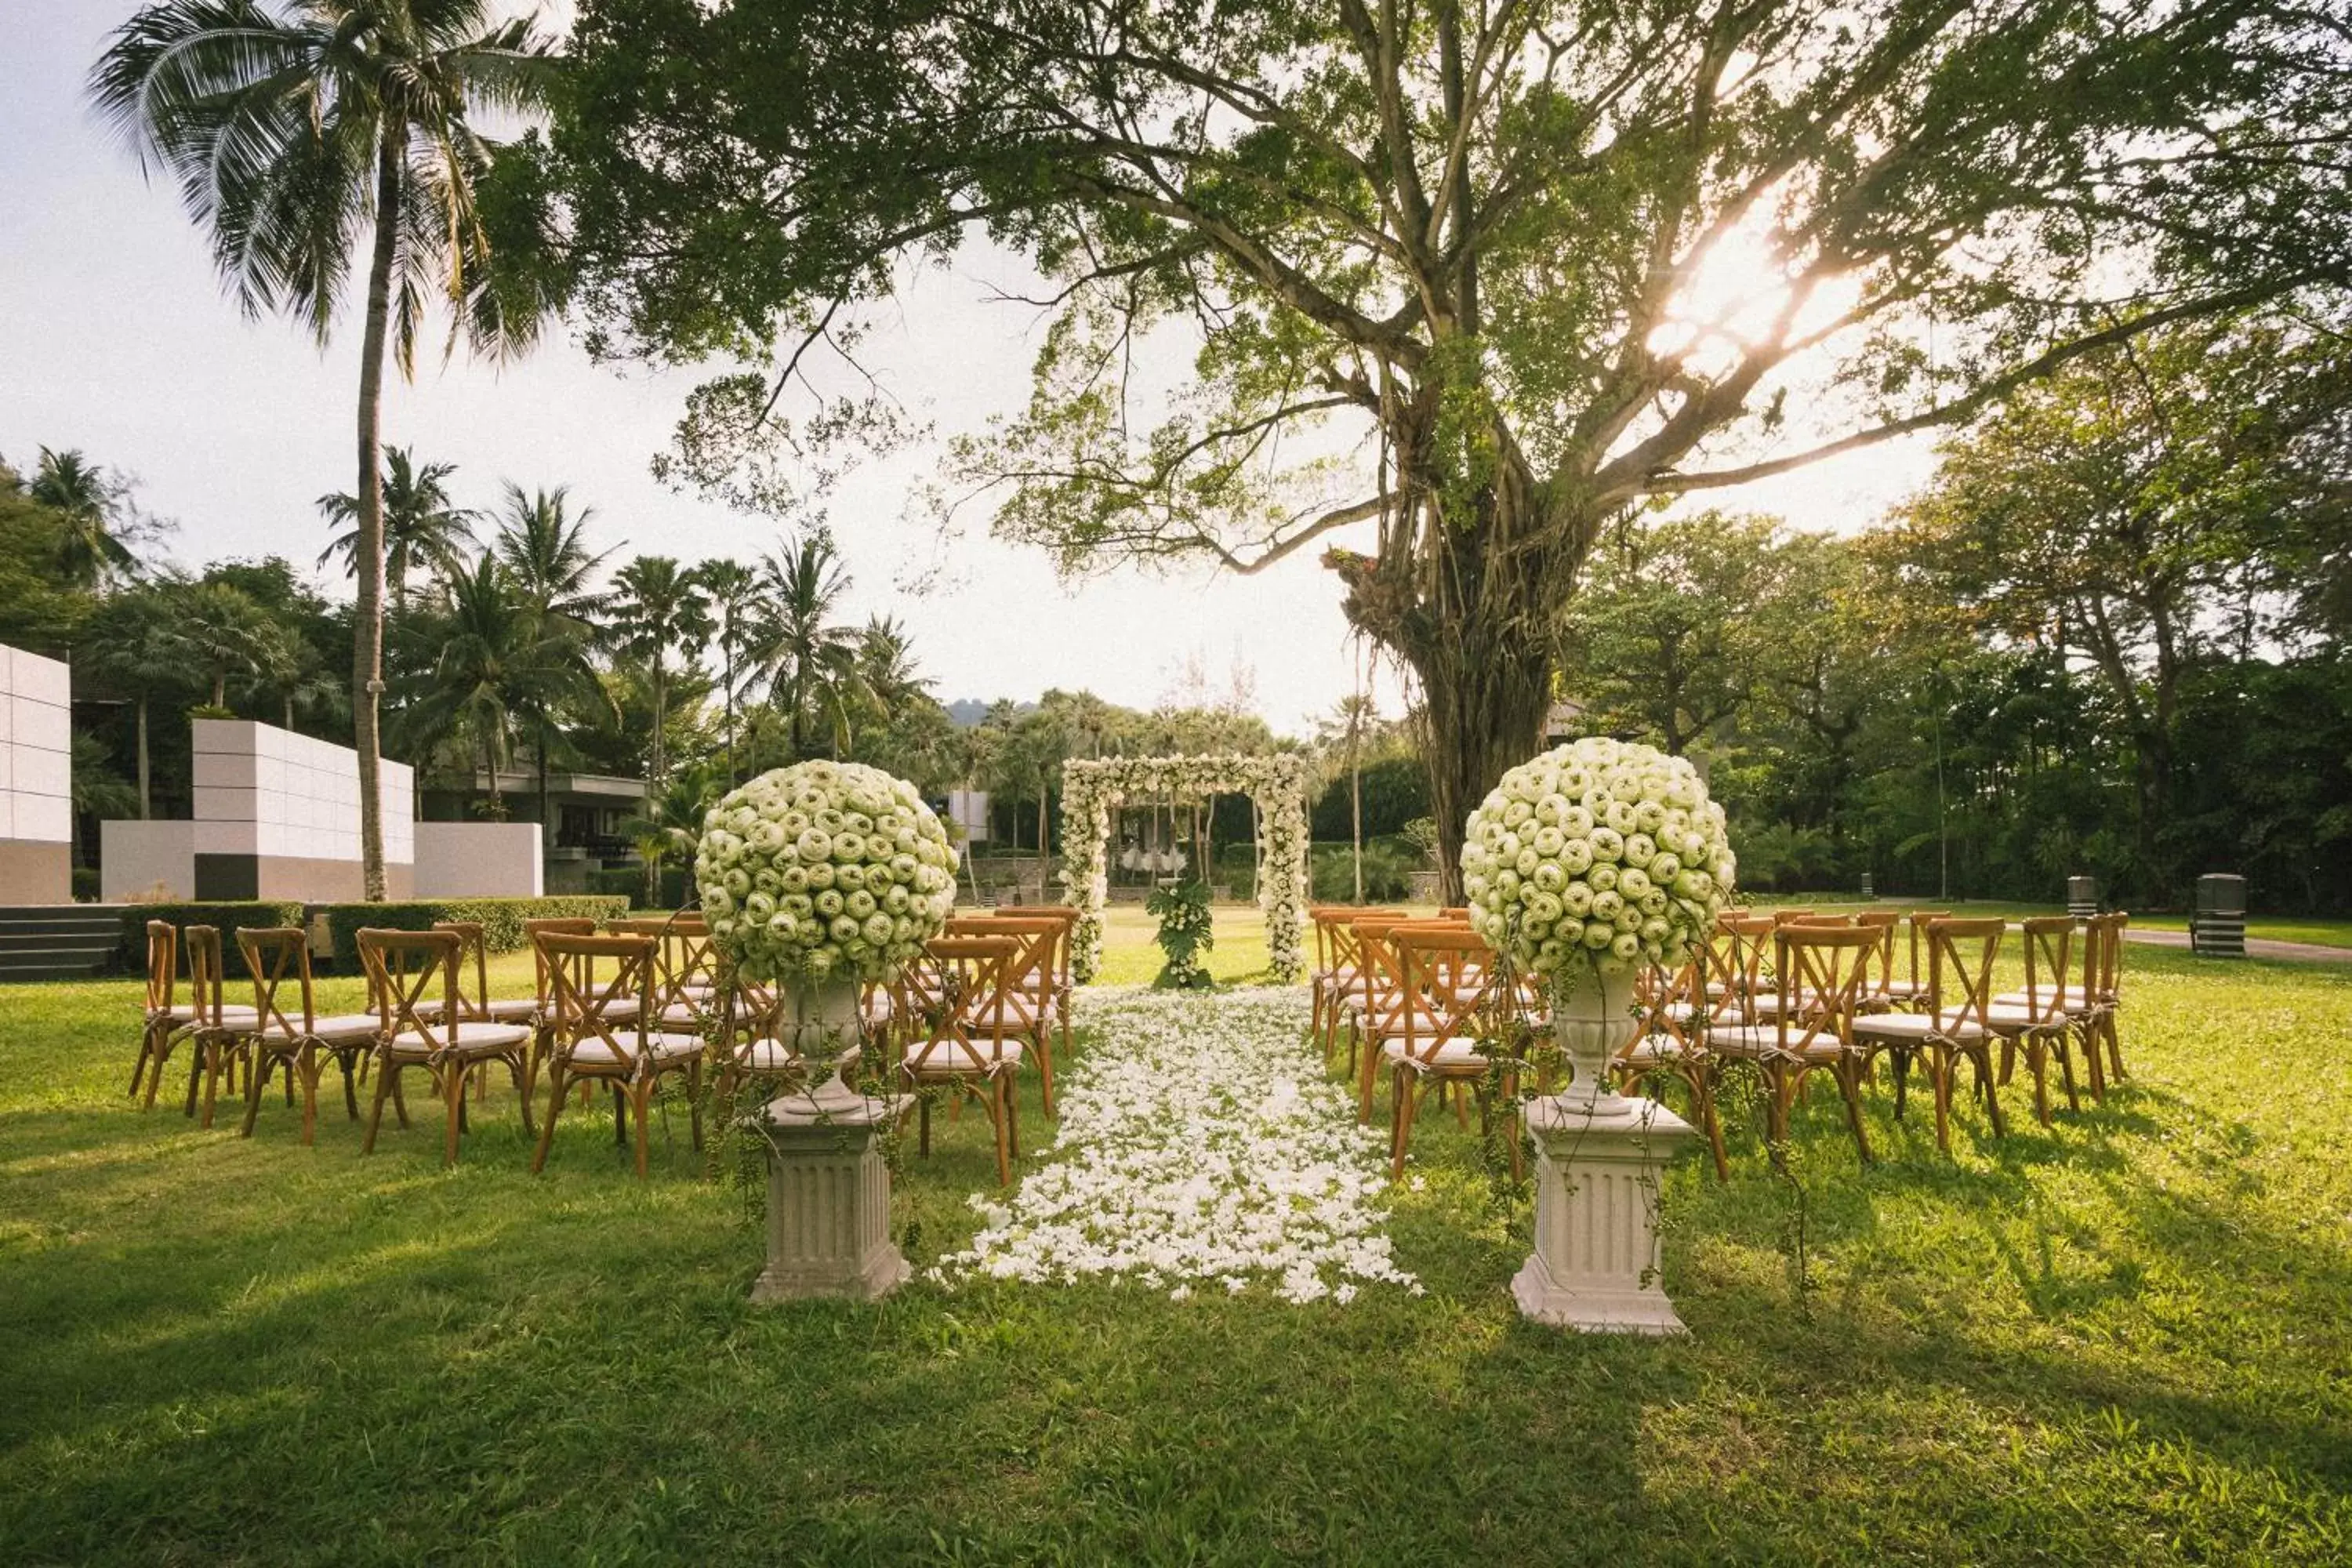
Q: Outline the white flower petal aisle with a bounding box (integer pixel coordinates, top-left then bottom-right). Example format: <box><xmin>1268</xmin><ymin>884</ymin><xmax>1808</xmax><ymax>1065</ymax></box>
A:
<box><xmin>932</xmin><ymin>986</ymin><xmax>1420</xmax><ymax>1304</ymax></box>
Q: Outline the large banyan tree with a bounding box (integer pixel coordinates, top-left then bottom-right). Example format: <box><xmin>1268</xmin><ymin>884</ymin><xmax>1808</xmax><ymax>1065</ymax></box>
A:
<box><xmin>541</xmin><ymin>0</ymin><xmax>2350</xmax><ymax>892</ymax></box>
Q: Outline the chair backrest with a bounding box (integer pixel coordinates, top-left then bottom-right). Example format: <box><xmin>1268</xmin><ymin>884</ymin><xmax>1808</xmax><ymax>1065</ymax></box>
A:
<box><xmin>430</xmin><ymin>920</ymin><xmax>497</xmax><ymax>1021</ymax></box>
<box><xmin>1904</xmin><ymin>910</ymin><xmax>1952</xmax><ymax>986</ymax></box>
<box><xmin>1770</xmin><ymin>924</ymin><xmax>1880</xmax><ymax>1056</ymax></box>
<box><xmin>182</xmin><ymin>925</ymin><xmax>229</xmax><ymax>1028</ymax></box>
<box><xmin>612</xmin><ymin>914</ymin><xmax>715</xmax><ymax>1014</ymax></box>
<box><xmin>902</xmin><ymin>935</ymin><xmax>1022</xmax><ymax>1073</ymax></box>
<box><xmin>1390</xmin><ymin>924</ymin><xmax>1497</xmax><ymax>1065</ymax></box>
<box><xmin>1436</xmin><ymin>906</ymin><xmax>1472</xmax><ymax>920</ymax></box>
<box><xmin>143</xmin><ymin>920</ymin><xmax>177</xmax><ymax>1015</ymax></box>
<box><xmin>1707</xmin><ymin>914</ymin><xmax>1776</xmax><ymax>1020</ymax></box>
<box><xmin>1349</xmin><ymin>914</ymin><xmax>1417</xmax><ymax>1037</ymax></box>
<box><xmin>524</xmin><ymin>917</ymin><xmax>601</xmax><ymax>1007</ymax></box>
<box><xmin>2094</xmin><ymin>911</ymin><xmax>2129</xmax><ymax>1003</ymax></box>
<box><xmin>1635</xmin><ymin>950</ymin><xmax>1707</xmax><ymax>1062</ymax></box>
<box><xmin>358</xmin><ymin>929</ymin><xmax>463</xmax><ymax>1051</ymax></box>
<box><xmin>1770</xmin><ymin>909</ymin><xmax>1818</xmax><ymax>927</ymax></box>
<box><xmin>237</xmin><ymin>926</ymin><xmax>318</xmax><ymax>1039</ymax></box>
<box><xmin>535</xmin><ymin>931</ymin><xmax>658</xmax><ymax>1072</ymax></box>
<box><xmin>1922</xmin><ymin>916</ymin><xmax>2004</xmax><ymax>1033</ymax></box>
<box><xmin>989</xmin><ymin>906</ymin><xmax>1079</xmax><ymax>987</ymax></box>
<box><xmin>2016</xmin><ymin>916</ymin><xmax>2077</xmax><ymax>1025</ymax></box>
<box><xmin>1851</xmin><ymin>909</ymin><xmax>1901</xmax><ymax>998</ymax></box>
<box><xmin>949</xmin><ymin>915</ymin><xmax>1060</xmax><ymax>1002</ymax></box>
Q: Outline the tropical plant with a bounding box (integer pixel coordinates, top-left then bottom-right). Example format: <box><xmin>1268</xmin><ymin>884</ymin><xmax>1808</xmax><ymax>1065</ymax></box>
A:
<box><xmin>620</xmin><ymin>766</ymin><xmax>719</xmax><ymax>907</ymax></box>
<box><xmin>753</xmin><ymin>528</ymin><xmax>861</xmax><ymax>758</ymax></box>
<box><xmin>318</xmin><ymin>447</ymin><xmax>477</xmax><ymax>609</ymax></box>
<box><xmin>28</xmin><ymin>447</ymin><xmax>143</xmax><ymax>590</ymax></box>
<box><xmin>93</xmin><ymin>0</ymin><xmax>559</xmax><ymax>898</ymax></box>
<box><xmin>695</xmin><ymin>557</ymin><xmax>761</xmax><ymax>783</ymax></box>
<box><xmin>1144</xmin><ymin>877</ymin><xmax>1214</xmax><ymax>991</ymax></box>
<box><xmin>75</xmin><ymin>587</ymin><xmax>193</xmax><ymax>818</ymax></box>
<box><xmin>493</xmin><ymin>482</ymin><xmax>611</xmax><ymax>817</ymax></box>
<box><xmin>394</xmin><ymin>554</ymin><xmax>546</xmax><ymax>818</ymax></box>
<box><xmin>605</xmin><ymin>555</ymin><xmax>713</xmax><ymax>790</ymax></box>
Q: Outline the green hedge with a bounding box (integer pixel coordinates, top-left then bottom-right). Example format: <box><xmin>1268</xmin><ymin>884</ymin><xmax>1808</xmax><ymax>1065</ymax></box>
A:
<box><xmin>118</xmin><ymin>902</ymin><xmax>307</xmax><ymax>968</ymax></box>
<box><xmin>321</xmin><ymin>895</ymin><xmax>630</xmax><ymax>967</ymax></box>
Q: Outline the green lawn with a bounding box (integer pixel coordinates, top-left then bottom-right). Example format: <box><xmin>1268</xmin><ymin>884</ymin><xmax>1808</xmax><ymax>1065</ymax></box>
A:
<box><xmin>2</xmin><ymin>928</ymin><xmax>2349</xmax><ymax>1563</ymax></box>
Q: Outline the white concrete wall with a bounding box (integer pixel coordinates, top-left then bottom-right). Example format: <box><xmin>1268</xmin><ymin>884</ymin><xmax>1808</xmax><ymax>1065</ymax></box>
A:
<box><xmin>412</xmin><ymin>821</ymin><xmax>543</xmax><ymax>898</ymax></box>
<box><xmin>189</xmin><ymin>718</ymin><xmax>413</xmax><ymax>866</ymax></box>
<box><xmin>100</xmin><ymin>820</ymin><xmax>196</xmax><ymax>902</ymax></box>
<box><xmin>1</xmin><ymin>644</ymin><xmax>72</xmax><ymax>847</ymax></box>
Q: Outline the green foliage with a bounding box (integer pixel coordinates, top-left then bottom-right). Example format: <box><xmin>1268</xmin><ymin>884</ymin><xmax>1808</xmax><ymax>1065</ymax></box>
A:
<box><xmin>1144</xmin><ymin>877</ymin><xmax>1215</xmax><ymax>989</ymax></box>
<box><xmin>115</xmin><ymin>901</ymin><xmax>307</xmax><ymax>967</ymax></box>
<box><xmin>320</xmin><ymin>895</ymin><xmax>628</xmax><ymax>967</ymax></box>
<box><xmin>1310</xmin><ymin>839</ymin><xmax>1419</xmax><ymax>902</ymax></box>
<box><xmin>1308</xmin><ymin>754</ymin><xmax>1428</xmax><ymax>841</ymax></box>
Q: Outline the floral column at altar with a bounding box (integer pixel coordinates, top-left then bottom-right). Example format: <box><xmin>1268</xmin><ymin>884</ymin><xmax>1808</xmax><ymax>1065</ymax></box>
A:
<box><xmin>695</xmin><ymin>760</ymin><xmax>960</xmax><ymax>1301</ymax></box>
<box><xmin>1061</xmin><ymin>753</ymin><xmax>1312</xmax><ymax>984</ymax></box>
<box><xmin>1461</xmin><ymin>738</ymin><xmax>1737</xmax><ymax>1334</ymax></box>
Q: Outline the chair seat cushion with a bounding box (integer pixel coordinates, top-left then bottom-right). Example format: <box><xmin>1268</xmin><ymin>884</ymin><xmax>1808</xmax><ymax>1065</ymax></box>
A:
<box><xmin>903</xmin><ymin>1040</ymin><xmax>1023</xmax><ymax>1074</ymax></box>
<box><xmin>385</xmin><ymin>1022</ymin><xmax>532</xmax><ymax>1057</ymax></box>
<box><xmin>1991</xmin><ymin>989</ymin><xmax>2092</xmax><ymax>1011</ymax></box>
<box><xmin>303</xmin><ymin>1012</ymin><xmax>383</xmax><ymax>1044</ymax></box>
<box><xmin>171</xmin><ymin>1004</ymin><xmax>258</xmax><ymax>1025</ymax></box>
<box><xmin>1704</xmin><ymin>1024</ymin><xmax>1849</xmax><ymax>1062</ymax></box>
<box><xmin>1853</xmin><ymin>1011</ymin><xmax>1987</xmax><ymax>1044</ymax></box>
<box><xmin>1984</xmin><ymin>1004</ymin><xmax>2069</xmax><ymax>1029</ymax></box>
<box><xmin>566</xmin><ymin>1030</ymin><xmax>705</xmax><ymax>1067</ymax></box>
<box><xmin>1378</xmin><ymin>1036</ymin><xmax>1489</xmax><ymax>1069</ymax></box>
<box><xmin>1621</xmin><ymin>1032</ymin><xmax>1698</xmax><ymax>1065</ymax></box>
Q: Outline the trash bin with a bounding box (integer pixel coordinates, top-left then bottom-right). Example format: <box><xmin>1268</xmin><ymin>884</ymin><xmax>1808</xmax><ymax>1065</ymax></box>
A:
<box><xmin>1860</xmin><ymin>873</ymin><xmax>1875</xmax><ymax>900</ymax></box>
<box><xmin>2066</xmin><ymin>875</ymin><xmax>2100</xmax><ymax>917</ymax></box>
<box><xmin>2190</xmin><ymin>873</ymin><xmax>2247</xmax><ymax>957</ymax></box>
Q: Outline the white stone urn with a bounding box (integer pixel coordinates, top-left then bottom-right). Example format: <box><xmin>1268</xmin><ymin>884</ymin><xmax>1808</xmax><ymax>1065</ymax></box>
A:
<box><xmin>1512</xmin><ymin>960</ymin><xmax>1696</xmax><ymax>1334</ymax></box>
<box><xmin>751</xmin><ymin>978</ymin><xmax>911</xmax><ymax>1303</ymax></box>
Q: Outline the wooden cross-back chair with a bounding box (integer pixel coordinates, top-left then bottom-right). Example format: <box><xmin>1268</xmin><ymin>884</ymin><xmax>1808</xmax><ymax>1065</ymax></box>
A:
<box><xmin>897</xmin><ymin>935</ymin><xmax>1025</xmax><ymax>1185</ymax></box>
<box><xmin>713</xmin><ymin>967</ymin><xmax>855</xmax><ymax>1101</ymax></box>
<box><xmin>1346</xmin><ymin>914</ymin><xmax>1421</xmax><ymax>1120</ymax></box>
<box><xmin>1987</xmin><ymin>916</ymin><xmax>2085</xmax><ymax>1126</ymax></box>
<box><xmin>947</xmin><ymin>913</ymin><xmax>1066</xmax><ymax>1117</ymax></box>
<box><xmin>990</xmin><ymin>903</ymin><xmax>1080</xmax><ymax>1047</ymax></box>
<box><xmin>172</xmin><ymin>925</ymin><xmax>260</xmax><ymax>1120</ymax></box>
<box><xmin>129</xmin><ymin>920</ymin><xmax>179</xmax><ymax>1103</ymax></box>
<box><xmin>1850</xmin><ymin>909</ymin><xmax>1906</xmax><ymax>1011</ymax></box>
<box><xmin>521</xmin><ymin>916</ymin><xmax>604</xmax><ymax>1104</ymax></box>
<box><xmin>358</xmin><ymin>929</ymin><xmax>535</xmax><ymax>1167</ymax></box>
<box><xmin>1898</xmin><ymin>911</ymin><xmax>1952</xmax><ymax>1007</ymax></box>
<box><xmin>1310</xmin><ymin>907</ymin><xmax>1403</xmax><ymax>1065</ymax></box>
<box><xmin>231</xmin><ymin>927</ymin><xmax>382</xmax><ymax>1144</ymax></box>
<box><xmin>530</xmin><ymin>931</ymin><xmax>706</xmax><ymax>1178</ymax></box>
<box><xmin>1706</xmin><ymin>924</ymin><xmax>1884</xmax><ymax>1163</ymax></box>
<box><xmin>1381</xmin><ymin>924</ymin><xmax>1520</xmax><ymax>1181</ymax></box>
<box><xmin>1618</xmin><ymin>945</ymin><xmax>1734</xmax><ymax>1181</ymax></box>
<box><xmin>2089</xmin><ymin>912</ymin><xmax>2130</xmax><ymax>1083</ymax></box>
<box><xmin>430</xmin><ymin>920</ymin><xmax>542</xmax><ymax>1024</ymax></box>
<box><xmin>1851</xmin><ymin>917</ymin><xmax>2009</xmax><ymax>1152</ymax></box>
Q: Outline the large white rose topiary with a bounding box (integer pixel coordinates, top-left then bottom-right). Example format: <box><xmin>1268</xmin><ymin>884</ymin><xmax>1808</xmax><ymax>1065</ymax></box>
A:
<box><xmin>1462</xmin><ymin>738</ymin><xmax>1736</xmax><ymax>977</ymax></box>
<box><xmin>695</xmin><ymin>760</ymin><xmax>958</xmax><ymax>985</ymax></box>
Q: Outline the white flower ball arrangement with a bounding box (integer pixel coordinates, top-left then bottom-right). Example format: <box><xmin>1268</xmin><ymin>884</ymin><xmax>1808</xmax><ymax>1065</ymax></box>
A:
<box><xmin>1461</xmin><ymin>738</ymin><xmax>1736</xmax><ymax>976</ymax></box>
<box><xmin>695</xmin><ymin>760</ymin><xmax>958</xmax><ymax>985</ymax></box>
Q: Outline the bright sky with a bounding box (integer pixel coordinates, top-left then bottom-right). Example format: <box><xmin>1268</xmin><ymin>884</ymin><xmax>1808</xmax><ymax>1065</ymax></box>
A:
<box><xmin>0</xmin><ymin>2</ymin><xmax>1936</xmax><ymax>738</ymax></box>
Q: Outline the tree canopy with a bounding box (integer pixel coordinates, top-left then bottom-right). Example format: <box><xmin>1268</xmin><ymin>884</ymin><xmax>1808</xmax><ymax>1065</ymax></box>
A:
<box><xmin>543</xmin><ymin>0</ymin><xmax>2352</xmax><ymax>890</ymax></box>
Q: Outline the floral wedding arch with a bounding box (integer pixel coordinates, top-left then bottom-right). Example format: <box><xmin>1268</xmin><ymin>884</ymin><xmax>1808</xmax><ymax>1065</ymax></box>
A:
<box><xmin>1060</xmin><ymin>753</ymin><xmax>1313</xmax><ymax>983</ymax></box>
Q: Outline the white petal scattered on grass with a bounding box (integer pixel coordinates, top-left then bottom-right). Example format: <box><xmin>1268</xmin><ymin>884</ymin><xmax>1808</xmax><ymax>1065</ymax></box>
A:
<box><xmin>931</xmin><ymin>986</ymin><xmax>1417</xmax><ymax>1304</ymax></box>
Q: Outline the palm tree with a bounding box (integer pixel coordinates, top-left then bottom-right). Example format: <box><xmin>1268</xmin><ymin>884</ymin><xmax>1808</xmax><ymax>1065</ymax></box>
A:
<box><xmin>318</xmin><ymin>447</ymin><xmax>476</xmax><ymax>610</ymax></box>
<box><xmin>494</xmin><ymin>483</ymin><xmax>610</xmax><ymax>820</ymax></box>
<box><xmin>175</xmin><ymin>580</ymin><xmax>281</xmax><ymax>710</ymax></box>
<box><xmin>854</xmin><ymin>615</ymin><xmax>930</xmax><ymax>706</ymax></box>
<box><xmin>78</xmin><ymin>587</ymin><xmax>193</xmax><ymax>818</ymax></box>
<box><xmin>29</xmin><ymin>448</ymin><xmax>140</xmax><ymax>590</ymax></box>
<box><xmin>696</xmin><ymin>558</ymin><xmax>759</xmax><ymax>784</ymax></box>
<box><xmin>753</xmin><ymin>528</ymin><xmax>860</xmax><ymax>759</ymax></box>
<box><xmin>93</xmin><ymin>0</ymin><xmax>558</xmax><ymax>900</ymax></box>
<box><xmin>394</xmin><ymin>554</ymin><xmax>532</xmax><ymax>818</ymax></box>
<box><xmin>619</xmin><ymin>768</ymin><xmax>717</xmax><ymax>907</ymax></box>
<box><xmin>605</xmin><ymin>556</ymin><xmax>712</xmax><ymax>789</ymax></box>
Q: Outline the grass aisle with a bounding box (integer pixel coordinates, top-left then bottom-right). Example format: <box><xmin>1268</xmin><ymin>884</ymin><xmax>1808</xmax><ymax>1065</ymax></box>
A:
<box><xmin>935</xmin><ymin>987</ymin><xmax>1417</xmax><ymax>1303</ymax></box>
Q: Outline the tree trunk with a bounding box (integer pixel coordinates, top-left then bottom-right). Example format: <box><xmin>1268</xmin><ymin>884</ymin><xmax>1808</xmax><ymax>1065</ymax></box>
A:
<box><xmin>351</xmin><ymin>132</ymin><xmax>401</xmax><ymax>902</ymax></box>
<box><xmin>1414</xmin><ymin>644</ymin><xmax>1553</xmax><ymax>900</ymax></box>
<box><xmin>537</xmin><ymin>720</ymin><xmax>553</xmax><ymax>831</ymax></box>
<box><xmin>1036</xmin><ymin>789</ymin><xmax>1049</xmax><ymax>887</ymax></box>
<box><xmin>212</xmin><ymin>672</ymin><xmax>227</xmax><ymax>710</ymax></box>
<box><xmin>135</xmin><ymin>699</ymin><xmax>151</xmax><ymax>820</ymax></box>
<box><xmin>652</xmin><ymin>662</ymin><xmax>668</xmax><ymax>786</ymax></box>
<box><xmin>1348</xmin><ymin>708</ymin><xmax>1363</xmax><ymax>902</ymax></box>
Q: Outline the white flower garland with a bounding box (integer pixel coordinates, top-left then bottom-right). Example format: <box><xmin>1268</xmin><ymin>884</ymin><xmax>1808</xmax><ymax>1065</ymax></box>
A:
<box><xmin>932</xmin><ymin>987</ymin><xmax>1419</xmax><ymax>1303</ymax></box>
<box><xmin>1060</xmin><ymin>753</ymin><xmax>1312</xmax><ymax>982</ymax></box>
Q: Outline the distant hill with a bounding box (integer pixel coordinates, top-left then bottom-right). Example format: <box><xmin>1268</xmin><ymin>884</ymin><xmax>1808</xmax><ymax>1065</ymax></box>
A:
<box><xmin>945</xmin><ymin>698</ymin><xmax>1038</xmax><ymax>728</ymax></box>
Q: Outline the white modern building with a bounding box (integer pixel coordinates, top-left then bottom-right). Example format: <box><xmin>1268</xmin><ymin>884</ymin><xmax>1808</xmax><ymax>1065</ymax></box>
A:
<box><xmin>0</xmin><ymin>643</ymin><xmax>73</xmax><ymax>902</ymax></box>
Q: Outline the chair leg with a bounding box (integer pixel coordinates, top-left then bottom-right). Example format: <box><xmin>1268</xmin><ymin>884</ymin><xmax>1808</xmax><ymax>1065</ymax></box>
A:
<box><xmin>2027</xmin><ymin>1040</ymin><xmax>2053</xmax><ymax>1127</ymax></box>
<box><xmin>531</xmin><ymin>1065</ymin><xmax>568</xmax><ymax>1173</ymax></box>
<box><xmin>509</xmin><ymin>1054</ymin><xmax>536</xmax><ymax>1138</ymax></box>
<box><xmin>442</xmin><ymin>1064</ymin><xmax>466</xmax><ymax>1167</ymax></box>
<box><xmin>1358</xmin><ymin>1036</ymin><xmax>1381</xmax><ymax>1124</ymax></box>
<box><xmin>362</xmin><ymin>1058</ymin><xmax>394</xmax><ymax>1153</ymax></box>
<box><xmin>631</xmin><ymin>1080</ymin><xmax>652</xmax><ymax>1178</ymax></box>
<box><xmin>1033</xmin><ymin>1027</ymin><xmax>1056</xmax><ymax>1120</ymax></box>
<box><xmin>1836</xmin><ymin>1058</ymin><xmax>1874</xmax><ymax>1164</ymax></box>
<box><xmin>2077</xmin><ymin>1020</ymin><xmax>2106</xmax><ymax>1102</ymax></box>
<box><xmin>1973</xmin><ymin>1045</ymin><xmax>2008</xmax><ymax>1138</ymax></box>
<box><xmin>296</xmin><ymin>1054</ymin><xmax>322</xmax><ymax>1146</ymax></box>
<box><xmin>1926</xmin><ymin>1046</ymin><xmax>1953</xmax><ymax>1153</ymax></box>
<box><xmin>1004</xmin><ymin>1073</ymin><xmax>1021</xmax><ymax>1163</ymax></box>
<box><xmin>2053</xmin><ymin>1031</ymin><xmax>2080</xmax><ymax>1113</ymax></box>
<box><xmin>1390</xmin><ymin>1065</ymin><xmax>1418</xmax><ymax>1179</ymax></box>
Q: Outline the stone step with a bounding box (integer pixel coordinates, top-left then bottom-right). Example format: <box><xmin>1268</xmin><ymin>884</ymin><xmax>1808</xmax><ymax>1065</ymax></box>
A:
<box><xmin>0</xmin><ymin>905</ymin><xmax>123</xmax><ymax>982</ymax></box>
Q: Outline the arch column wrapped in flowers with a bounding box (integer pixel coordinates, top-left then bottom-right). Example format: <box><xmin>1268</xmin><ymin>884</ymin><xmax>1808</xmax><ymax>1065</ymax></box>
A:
<box><xmin>1061</xmin><ymin>753</ymin><xmax>1312</xmax><ymax>984</ymax></box>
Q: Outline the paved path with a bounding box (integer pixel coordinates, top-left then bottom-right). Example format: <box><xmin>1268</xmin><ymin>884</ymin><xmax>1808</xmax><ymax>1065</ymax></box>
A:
<box><xmin>2127</xmin><ymin>929</ymin><xmax>2352</xmax><ymax>964</ymax></box>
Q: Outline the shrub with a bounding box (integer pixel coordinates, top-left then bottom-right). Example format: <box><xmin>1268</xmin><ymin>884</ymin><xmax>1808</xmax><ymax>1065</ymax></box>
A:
<box><xmin>1309</xmin><ymin>839</ymin><xmax>1417</xmax><ymax>902</ymax></box>
<box><xmin>321</xmin><ymin>895</ymin><xmax>630</xmax><ymax>967</ymax></box>
<box><xmin>117</xmin><ymin>901</ymin><xmax>307</xmax><ymax>968</ymax></box>
<box><xmin>1145</xmin><ymin>877</ymin><xmax>1215</xmax><ymax>989</ymax></box>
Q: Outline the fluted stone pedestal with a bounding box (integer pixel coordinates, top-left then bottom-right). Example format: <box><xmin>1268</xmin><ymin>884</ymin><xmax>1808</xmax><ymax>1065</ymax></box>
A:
<box><xmin>1512</xmin><ymin>1092</ymin><xmax>1694</xmax><ymax>1334</ymax></box>
<box><xmin>751</xmin><ymin>1086</ymin><xmax>910</xmax><ymax>1303</ymax></box>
